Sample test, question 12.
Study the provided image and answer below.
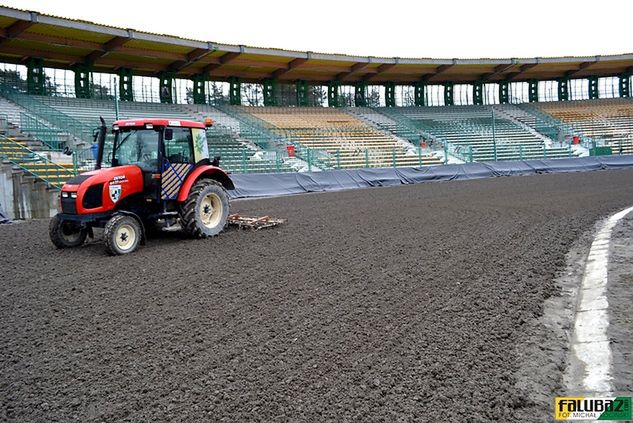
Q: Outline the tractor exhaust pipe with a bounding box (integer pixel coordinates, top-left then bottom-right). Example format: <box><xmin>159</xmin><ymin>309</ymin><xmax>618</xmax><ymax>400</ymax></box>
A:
<box><xmin>95</xmin><ymin>116</ymin><xmax>107</xmax><ymax>170</ymax></box>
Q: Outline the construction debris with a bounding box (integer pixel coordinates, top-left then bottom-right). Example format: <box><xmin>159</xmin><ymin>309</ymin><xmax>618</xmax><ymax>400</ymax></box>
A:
<box><xmin>228</xmin><ymin>214</ymin><xmax>286</xmax><ymax>230</ymax></box>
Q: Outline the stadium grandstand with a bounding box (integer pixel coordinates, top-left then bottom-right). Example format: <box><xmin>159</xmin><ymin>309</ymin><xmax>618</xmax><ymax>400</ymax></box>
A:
<box><xmin>0</xmin><ymin>4</ymin><xmax>631</xmax><ymax>200</ymax></box>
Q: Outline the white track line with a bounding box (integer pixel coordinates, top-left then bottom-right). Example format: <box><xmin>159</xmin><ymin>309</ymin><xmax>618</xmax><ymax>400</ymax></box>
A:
<box><xmin>572</xmin><ymin>205</ymin><xmax>633</xmax><ymax>395</ymax></box>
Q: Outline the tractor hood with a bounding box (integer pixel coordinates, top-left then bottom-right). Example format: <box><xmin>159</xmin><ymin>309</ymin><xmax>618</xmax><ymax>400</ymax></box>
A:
<box><xmin>60</xmin><ymin>166</ymin><xmax>144</xmax><ymax>214</ymax></box>
<box><xmin>63</xmin><ymin>165</ymin><xmax>144</xmax><ymax>190</ymax></box>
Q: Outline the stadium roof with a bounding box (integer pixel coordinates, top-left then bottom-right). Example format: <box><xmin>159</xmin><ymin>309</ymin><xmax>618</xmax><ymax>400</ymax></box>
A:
<box><xmin>0</xmin><ymin>5</ymin><xmax>632</xmax><ymax>85</ymax></box>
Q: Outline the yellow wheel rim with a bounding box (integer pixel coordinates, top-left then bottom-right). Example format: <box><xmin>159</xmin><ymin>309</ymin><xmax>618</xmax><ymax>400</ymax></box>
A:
<box><xmin>200</xmin><ymin>192</ymin><xmax>223</xmax><ymax>228</ymax></box>
<box><xmin>114</xmin><ymin>223</ymin><xmax>136</xmax><ymax>251</ymax></box>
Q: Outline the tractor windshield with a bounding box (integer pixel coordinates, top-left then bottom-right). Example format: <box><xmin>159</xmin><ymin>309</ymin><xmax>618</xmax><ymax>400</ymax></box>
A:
<box><xmin>111</xmin><ymin>128</ymin><xmax>160</xmax><ymax>171</ymax></box>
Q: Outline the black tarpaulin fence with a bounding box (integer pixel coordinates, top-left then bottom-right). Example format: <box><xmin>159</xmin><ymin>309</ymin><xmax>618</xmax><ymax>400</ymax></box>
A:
<box><xmin>229</xmin><ymin>156</ymin><xmax>633</xmax><ymax>199</ymax></box>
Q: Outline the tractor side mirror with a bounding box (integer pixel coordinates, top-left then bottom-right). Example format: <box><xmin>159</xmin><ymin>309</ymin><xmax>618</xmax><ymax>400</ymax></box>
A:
<box><xmin>164</xmin><ymin>128</ymin><xmax>173</xmax><ymax>141</ymax></box>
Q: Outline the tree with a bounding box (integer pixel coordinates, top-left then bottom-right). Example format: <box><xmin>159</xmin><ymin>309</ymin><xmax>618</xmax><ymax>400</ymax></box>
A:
<box><xmin>400</xmin><ymin>87</ymin><xmax>414</xmax><ymax>106</ymax></box>
<box><xmin>90</xmin><ymin>82</ymin><xmax>114</xmax><ymax>100</ymax></box>
<box><xmin>366</xmin><ymin>87</ymin><xmax>382</xmax><ymax>107</ymax></box>
<box><xmin>278</xmin><ymin>83</ymin><xmax>296</xmax><ymax>106</ymax></box>
<box><xmin>43</xmin><ymin>74</ymin><xmax>59</xmax><ymax>96</ymax></box>
<box><xmin>241</xmin><ymin>83</ymin><xmax>262</xmax><ymax>106</ymax></box>
<box><xmin>208</xmin><ymin>82</ymin><xmax>228</xmax><ymax>105</ymax></box>
<box><xmin>185</xmin><ymin>87</ymin><xmax>194</xmax><ymax>104</ymax></box>
<box><xmin>339</xmin><ymin>91</ymin><xmax>354</xmax><ymax>107</ymax></box>
<box><xmin>0</xmin><ymin>68</ymin><xmax>27</xmax><ymax>92</ymax></box>
<box><xmin>309</xmin><ymin>85</ymin><xmax>327</xmax><ymax>107</ymax></box>
<box><xmin>0</xmin><ymin>68</ymin><xmax>61</xmax><ymax>95</ymax></box>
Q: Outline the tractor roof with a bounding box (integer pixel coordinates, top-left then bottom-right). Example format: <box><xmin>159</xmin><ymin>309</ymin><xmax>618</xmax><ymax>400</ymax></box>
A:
<box><xmin>113</xmin><ymin>119</ymin><xmax>206</xmax><ymax>129</ymax></box>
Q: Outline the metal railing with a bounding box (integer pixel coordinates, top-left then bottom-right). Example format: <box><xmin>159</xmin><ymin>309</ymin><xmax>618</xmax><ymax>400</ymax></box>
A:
<box><xmin>292</xmin><ymin>146</ymin><xmax>440</xmax><ymax>170</ymax></box>
<box><xmin>71</xmin><ymin>145</ymin><xmax>98</xmax><ymax>174</ymax></box>
<box><xmin>374</xmin><ymin>107</ymin><xmax>445</xmax><ymax>144</ymax></box>
<box><xmin>215</xmin><ymin>105</ymin><xmax>288</xmax><ymax>150</ymax></box>
<box><xmin>0</xmin><ymin>113</ymin><xmax>9</xmax><ymax>130</ymax></box>
<box><xmin>516</xmin><ymin>103</ymin><xmax>598</xmax><ymax>148</ymax></box>
<box><xmin>448</xmin><ymin>143</ymin><xmax>576</xmax><ymax>163</ymax></box>
<box><xmin>0</xmin><ymin>135</ymin><xmax>73</xmax><ymax>189</ymax></box>
<box><xmin>19</xmin><ymin>112</ymin><xmax>68</xmax><ymax>151</ymax></box>
<box><xmin>209</xmin><ymin>148</ymin><xmax>292</xmax><ymax>174</ymax></box>
<box><xmin>0</xmin><ymin>86</ymin><xmax>94</xmax><ymax>146</ymax></box>
<box><xmin>373</xmin><ymin>108</ymin><xmax>455</xmax><ymax>163</ymax></box>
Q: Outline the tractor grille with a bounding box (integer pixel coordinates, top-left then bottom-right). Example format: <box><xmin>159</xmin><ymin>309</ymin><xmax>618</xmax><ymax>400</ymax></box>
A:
<box><xmin>61</xmin><ymin>197</ymin><xmax>77</xmax><ymax>214</ymax></box>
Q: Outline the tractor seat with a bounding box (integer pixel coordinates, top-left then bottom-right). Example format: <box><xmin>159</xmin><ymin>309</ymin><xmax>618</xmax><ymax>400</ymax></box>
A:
<box><xmin>138</xmin><ymin>159</ymin><xmax>159</xmax><ymax>172</ymax></box>
<box><xmin>168</xmin><ymin>154</ymin><xmax>185</xmax><ymax>163</ymax></box>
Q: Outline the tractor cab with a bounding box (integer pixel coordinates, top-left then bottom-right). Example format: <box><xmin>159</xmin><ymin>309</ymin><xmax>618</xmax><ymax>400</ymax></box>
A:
<box><xmin>104</xmin><ymin>119</ymin><xmax>207</xmax><ymax>166</ymax></box>
<box><xmin>110</xmin><ymin>125</ymin><xmax>161</xmax><ymax>171</ymax></box>
<box><xmin>103</xmin><ymin>119</ymin><xmax>213</xmax><ymax>201</ymax></box>
<box><xmin>49</xmin><ymin>117</ymin><xmax>234</xmax><ymax>255</ymax></box>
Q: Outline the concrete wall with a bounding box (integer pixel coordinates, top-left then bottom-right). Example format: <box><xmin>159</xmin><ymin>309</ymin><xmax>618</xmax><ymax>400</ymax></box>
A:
<box><xmin>0</xmin><ymin>162</ymin><xmax>14</xmax><ymax>219</ymax></box>
<box><xmin>0</xmin><ymin>161</ymin><xmax>57</xmax><ymax>220</ymax></box>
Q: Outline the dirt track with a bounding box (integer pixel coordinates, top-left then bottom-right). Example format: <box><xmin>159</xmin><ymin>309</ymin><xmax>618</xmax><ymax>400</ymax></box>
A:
<box><xmin>2</xmin><ymin>169</ymin><xmax>633</xmax><ymax>422</ymax></box>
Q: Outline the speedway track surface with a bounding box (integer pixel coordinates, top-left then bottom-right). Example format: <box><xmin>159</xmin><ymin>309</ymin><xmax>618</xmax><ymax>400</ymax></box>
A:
<box><xmin>2</xmin><ymin>169</ymin><xmax>633</xmax><ymax>422</ymax></box>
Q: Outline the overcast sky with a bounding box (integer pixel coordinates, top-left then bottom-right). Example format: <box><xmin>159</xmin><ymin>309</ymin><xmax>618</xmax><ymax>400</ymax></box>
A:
<box><xmin>2</xmin><ymin>0</ymin><xmax>631</xmax><ymax>59</ymax></box>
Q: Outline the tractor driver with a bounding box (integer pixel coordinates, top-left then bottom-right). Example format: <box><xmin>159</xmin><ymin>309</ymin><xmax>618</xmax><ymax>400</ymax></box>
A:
<box><xmin>136</xmin><ymin>131</ymin><xmax>159</xmax><ymax>172</ymax></box>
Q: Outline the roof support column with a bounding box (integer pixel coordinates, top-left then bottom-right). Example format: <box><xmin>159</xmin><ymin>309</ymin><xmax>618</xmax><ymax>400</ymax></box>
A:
<box><xmin>444</xmin><ymin>82</ymin><xmax>454</xmax><ymax>106</ymax></box>
<box><xmin>354</xmin><ymin>82</ymin><xmax>367</xmax><ymax>107</ymax></box>
<box><xmin>26</xmin><ymin>58</ymin><xmax>45</xmax><ymax>95</ymax></box>
<box><xmin>619</xmin><ymin>73</ymin><xmax>631</xmax><ymax>98</ymax></box>
<box><xmin>414</xmin><ymin>82</ymin><xmax>426</xmax><ymax>106</ymax></box>
<box><xmin>192</xmin><ymin>74</ymin><xmax>206</xmax><ymax>104</ymax></box>
<box><xmin>263</xmin><ymin>79</ymin><xmax>278</xmax><ymax>106</ymax></box>
<box><xmin>473</xmin><ymin>82</ymin><xmax>483</xmax><ymax>105</ymax></box>
<box><xmin>588</xmin><ymin>75</ymin><xmax>599</xmax><ymax>99</ymax></box>
<box><xmin>118</xmin><ymin>68</ymin><xmax>133</xmax><ymax>102</ymax></box>
<box><xmin>296</xmin><ymin>80</ymin><xmax>309</xmax><ymax>107</ymax></box>
<box><xmin>528</xmin><ymin>79</ymin><xmax>539</xmax><ymax>103</ymax></box>
<box><xmin>159</xmin><ymin>72</ymin><xmax>175</xmax><ymax>104</ymax></box>
<box><xmin>229</xmin><ymin>77</ymin><xmax>241</xmax><ymax>105</ymax></box>
<box><xmin>384</xmin><ymin>82</ymin><xmax>396</xmax><ymax>107</ymax></box>
<box><xmin>73</xmin><ymin>64</ymin><xmax>92</xmax><ymax>99</ymax></box>
<box><xmin>499</xmin><ymin>81</ymin><xmax>509</xmax><ymax>104</ymax></box>
<box><xmin>328</xmin><ymin>82</ymin><xmax>340</xmax><ymax>107</ymax></box>
<box><xmin>557</xmin><ymin>78</ymin><xmax>569</xmax><ymax>101</ymax></box>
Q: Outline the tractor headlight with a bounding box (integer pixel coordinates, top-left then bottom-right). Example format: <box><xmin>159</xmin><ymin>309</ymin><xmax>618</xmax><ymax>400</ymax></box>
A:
<box><xmin>70</xmin><ymin>192</ymin><xmax>77</xmax><ymax>199</ymax></box>
<box><xmin>61</xmin><ymin>191</ymin><xmax>69</xmax><ymax>198</ymax></box>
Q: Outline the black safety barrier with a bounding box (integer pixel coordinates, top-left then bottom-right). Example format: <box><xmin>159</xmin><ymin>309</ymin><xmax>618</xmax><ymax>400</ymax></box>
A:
<box><xmin>229</xmin><ymin>156</ymin><xmax>633</xmax><ymax>199</ymax></box>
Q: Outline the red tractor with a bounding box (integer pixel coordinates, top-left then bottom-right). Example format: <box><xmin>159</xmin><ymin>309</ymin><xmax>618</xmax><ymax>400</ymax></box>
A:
<box><xmin>49</xmin><ymin>117</ymin><xmax>234</xmax><ymax>255</ymax></box>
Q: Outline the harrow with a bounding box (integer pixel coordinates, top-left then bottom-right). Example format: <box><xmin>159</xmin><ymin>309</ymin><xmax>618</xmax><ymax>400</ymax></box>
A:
<box><xmin>227</xmin><ymin>214</ymin><xmax>286</xmax><ymax>230</ymax></box>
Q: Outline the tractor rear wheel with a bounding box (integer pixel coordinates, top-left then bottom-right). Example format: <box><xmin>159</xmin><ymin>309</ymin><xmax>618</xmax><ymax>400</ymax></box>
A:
<box><xmin>179</xmin><ymin>179</ymin><xmax>229</xmax><ymax>238</ymax></box>
<box><xmin>104</xmin><ymin>214</ymin><xmax>142</xmax><ymax>255</ymax></box>
<box><xmin>49</xmin><ymin>214</ymin><xmax>87</xmax><ymax>248</ymax></box>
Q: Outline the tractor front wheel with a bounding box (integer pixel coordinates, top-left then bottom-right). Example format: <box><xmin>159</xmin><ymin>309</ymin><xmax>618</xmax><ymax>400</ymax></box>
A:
<box><xmin>179</xmin><ymin>179</ymin><xmax>230</xmax><ymax>238</ymax></box>
<box><xmin>49</xmin><ymin>214</ymin><xmax>88</xmax><ymax>248</ymax></box>
<box><xmin>104</xmin><ymin>214</ymin><xmax>142</xmax><ymax>255</ymax></box>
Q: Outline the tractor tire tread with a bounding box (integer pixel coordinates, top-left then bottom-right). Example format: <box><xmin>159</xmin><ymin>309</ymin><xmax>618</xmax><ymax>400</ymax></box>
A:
<box><xmin>179</xmin><ymin>179</ymin><xmax>228</xmax><ymax>238</ymax></box>
<box><xmin>49</xmin><ymin>214</ymin><xmax>87</xmax><ymax>249</ymax></box>
<box><xmin>104</xmin><ymin>214</ymin><xmax>142</xmax><ymax>255</ymax></box>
